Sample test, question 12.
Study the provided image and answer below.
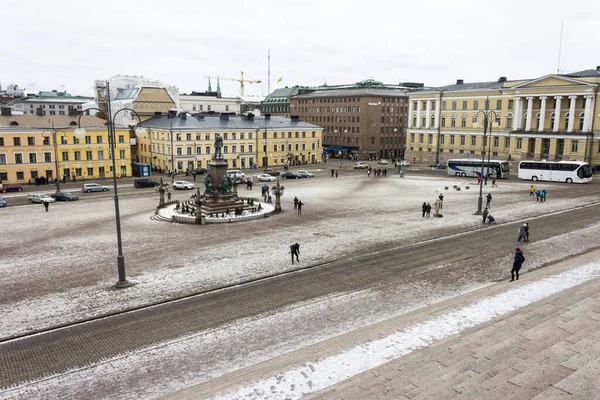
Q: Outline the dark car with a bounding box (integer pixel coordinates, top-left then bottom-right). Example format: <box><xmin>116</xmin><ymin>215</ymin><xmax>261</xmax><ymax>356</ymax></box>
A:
<box><xmin>263</xmin><ymin>168</ymin><xmax>280</xmax><ymax>176</ymax></box>
<box><xmin>191</xmin><ymin>168</ymin><xmax>208</xmax><ymax>175</ymax></box>
<box><xmin>436</xmin><ymin>163</ymin><xmax>448</xmax><ymax>169</ymax></box>
<box><xmin>281</xmin><ymin>171</ymin><xmax>300</xmax><ymax>179</ymax></box>
<box><xmin>51</xmin><ymin>191</ymin><xmax>79</xmax><ymax>201</ymax></box>
<box><xmin>0</xmin><ymin>184</ymin><xmax>23</xmax><ymax>193</ymax></box>
<box><xmin>134</xmin><ymin>178</ymin><xmax>159</xmax><ymax>188</ymax></box>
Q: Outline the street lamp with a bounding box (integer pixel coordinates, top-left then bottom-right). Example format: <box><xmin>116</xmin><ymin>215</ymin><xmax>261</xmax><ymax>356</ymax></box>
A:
<box><xmin>75</xmin><ymin>82</ymin><xmax>146</xmax><ymax>288</ymax></box>
<box><xmin>473</xmin><ymin>102</ymin><xmax>499</xmax><ymax>215</ymax></box>
<box><xmin>42</xmin><ymin>124</ymin><xmax>65</xmax><ymax>192</ymax></box>
<box><xmin>273</xmin><ymin>178</ymin><xmax>285</xmax><ymax>213</ymax></box>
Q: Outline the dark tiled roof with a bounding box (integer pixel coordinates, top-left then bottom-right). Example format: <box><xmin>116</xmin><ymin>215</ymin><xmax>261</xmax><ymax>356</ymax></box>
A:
<box><xmin>437</xmin><ymin>81</ymin><xmax>506</xmax><ymax>92</ymax></box>
<box><xmin>292</xmin><ymin>88</ymin><xmax>408</xmax><ymax>99</ymax></box>
<box><xmin>139</xmin><ymin>114</ymin><xmax>321</xmax><ymax>130</ymax></box>
<box><xmin>562</xmin><ymin>69</ymin><xmax>600</xmax><ymax>78</ymax></box>
<box><xmin>0</xmin><ymin>115</ymin><xmax>107</xmax><ymax>128</ymax></box>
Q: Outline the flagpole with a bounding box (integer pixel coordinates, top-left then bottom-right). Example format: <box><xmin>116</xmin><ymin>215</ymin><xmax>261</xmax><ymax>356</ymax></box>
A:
<box><xmin>268</xmin><ymin>49</ymin><xmax>271</xmax><ymax>94</ymax></box>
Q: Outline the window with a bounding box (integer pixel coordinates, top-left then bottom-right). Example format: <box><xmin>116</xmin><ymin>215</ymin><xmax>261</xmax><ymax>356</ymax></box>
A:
<box><xmin>226</xmin><ymin>105</ymin><xmax>229</xmax><ymax>111</ymax></box>
<box><xmin>187</xmin><ymin>147</ymin><xmax>192</xmax><ymax>155</ymax></box>
<box><xmin>450</xmin><ymin>135</ymin><xmax>455</xmax><ymax>145</ymax></box>
<box><xmin>98</xmin><ymin>150</ymin><xmax>104</xmax><ymax>160</ymax></box>
<box><xmin>75</xmin><ymin>168</ymin><xmax>82</xmax><ymax>177</ymax></box>
<box><xmin>118</xmin><ymin>135</ymin><xmax>125</xmax><ymax>143</ymax></box>
<box><xmin>471</xmin><ymin>136</ymin><xmax>476</xmax><ymax>146</ymax></box>
<box><xmin>462</xmin><ymin>101</ymin><xmax>467</xmax><ymax>110</ymax></box>
<box><xmin>13</xmin><ymin>137</ymin><xmax>21</xmax><ymax>146</ymax></box>
<box><xmin>493</xmin><ymin>137</ymin><xmax>499</xmax><ymax>147</ymax></box>
<box><xmin>74</xmin><ymin>151</ymin><xmax>81</xmax><ymax>161</ymax></box>
<box><xmin>240</xmin><ymin>133</ymin><xmax>245</xmax><ymax>140</ymax></box>
<box><xmin>240</xmin><ymin>145</ymin><xmax>245</xmax><ymax>153</ymax></box>
<box><xmin>451</xmin><ymin>116</ymin><xmax>456</xmax><ymax>127</ymax></box>
<box><xmin>61</xmin><ymin>136</ymin><xmax>68</xmax><ymax>145</ymax></box>
<box><xmin>460</xmin><ymin>135</ymin><xmax>465</xmax><ymax>145</ymax></box>
<box><xmin>440</xmin><ymin>135</ymin><xmax>445</xmax><ymax>144</ymax></box>
<box><xmin>205</xmin><ymin>133</ymin><xmax>210</xmax><ymax>140</ymax></box>
<box><xmin>16</xmin><ymin>171</ymin><xmax>24</xmax><ymax>180</ymax></box>
<box><xmin>232</xmin><ymin>145</ymin><xmax>236</xmax><ymax>153</ymax></box>
<box><xmin>248</xmin><ymin>144</ymin><xmax>253</xmax><ymax>152</ymax></box>
<box><xmin>73</xmin><ymin>137</ymin><xmax>80</xmax><ymax>144</ymax></box>
<box><xmin>451</xmin><ymin>101</ymin><xmax>457</xmax><ymax>110</ymax></box>
<box><xmin>62</xmin><ymin>152</ymin><xmax>69</xmax><ymax>161</ymax></box>
<box><xmin>496</xmin><ymin>100</ymin><xmax>502</xmax><ymax>110</ymax></box>
<box><xmin>85</xmin><ymin>136</ymin><xmax>91</xmax><ymax>144</ymax></box>
<box><xmin>0</xmin><ymin>138</ymin><xmax>3</xmax><ymax>146</ymax></box>
<box><xmin>516</xmin><ymin>139</ymin><xmax>522</xmax><ymax>149</ymax></box>
<box><xmin>86</xmin><ymin>151</ymin><xmax>92</xmax><ymax>160</ymax></box>
<box><xmin>441</xmin><ymin>116</ymin><xmax>446</xmax><ymax>127</ymax></box>
<box><xmin>87</xmin><ymin>167</ymin><xmax>94</xmax><ymax>176</ymax></box>
<box><xmin>506</xmin><ymin>115</ymin><xmax>513</xmax><ymax>128</ymax></box>
<box><xmin>205</xmin><ymin>146</ymin><xmax>211</xmax><ymax>154</ymax></box>
<box><xmin>505</xmin><ymin>138</ymin><xmax>510</xmax><ymax>148</ymax></box>
<box><xmin>473</xmin><ymin>100</ymin><xmax>479</xmax><ymax>110</ymax></box>
<box><xmin>196</xmin><ymin>134</ymin><xmax>201</xmax><ymax>140</ymax></box>
<box><xmin>29</xmin><ymin>153</ymin><xmax>37</xmax><ymax>163</ymax></box>
<box><xmin>27</xmin><ymin>137</ymin><xmax>35</xmax><ymax>146</ymax></box>
<box><xmin>44</xmin><ymin>152</ymin><xmax>51</xmax><ymax>162</ymax></box>
<box><xmin>571</xmin><ymin>140</ymin><xmax>578</xmax><ymax>153</ymax></box>
<box><xmin>508</xmin><ymin>99</ymin><xmax>514</xmax><ymax>109</ymax></box>
<box><xmin>96</xmin><ymin>136</ymin><xmax>102</xmax><ymax>144</ymax></box>
<box><xmin>461</xmin><ymin>115</ymin><xmax>466</xmax><ymax>127</ymax></box>
<box><xmin>177</xmin><ymin>147</ymin><xmax>182</xmax><ymax>156</ymax></box>
<box><xmin>196</xmin><ymin>147</ymin><xmax>202</xmax><ymax>154</ymax></box>
<box><xmin>442</xmin><ymin>101</ymin><xmax>447</xmax><ymax>110</ymax></box>
<box><xmin>120</xmin><ymin>150</ymin><xmax>126</xmax><ymax>159</ymax></box>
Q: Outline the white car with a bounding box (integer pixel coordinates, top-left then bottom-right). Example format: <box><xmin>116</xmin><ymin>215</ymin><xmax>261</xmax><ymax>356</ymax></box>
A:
<box><xmin>173</xmin><ymin>180</ymin><xmax>195</xmax><ymax>190</ymax></box>
<box><xmin>82</xmin><ymin>183</ymin><xmax>109</xmax><ymax>193</ymax></box>
<box><xmin>377</xmin><ymin>159</ymin><xmax>389</xmax><ymax>165</ymax></box>
<box><xmin>354</xmin><ymin>162</ymin><xmax>369</xmax><ymax>169</ymax></box>
<box><xmin>28</xmin><ymin>193</ymin><xmax>56</xmax><ymax>204</ymax></box>
<box><xmin>258</xmin><ymin>174</ymin><xmax>276</xmax><ymax>182</ymax></box>
<box><xmin>296</xmin><ymin>170</ymin><xmax>314</xmax><ymax>178</ymax></box>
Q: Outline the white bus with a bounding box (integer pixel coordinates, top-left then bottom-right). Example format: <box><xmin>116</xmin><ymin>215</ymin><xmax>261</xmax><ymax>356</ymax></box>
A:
<box><xmin>447</xmin><ymin>159</ymin><xmax>510</xmax><ymax>178</ymax></box>
<box><xmin>518</xmin><ymin>160</ymin><xmax>593</xmax><ymax>183</ymax></box>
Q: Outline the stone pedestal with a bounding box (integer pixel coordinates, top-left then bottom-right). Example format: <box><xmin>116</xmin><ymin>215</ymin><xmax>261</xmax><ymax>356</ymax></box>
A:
<box><xmin>202</xmin><ymin>158</ymin><xmax>245</xmax><ymax>215</ymax></box>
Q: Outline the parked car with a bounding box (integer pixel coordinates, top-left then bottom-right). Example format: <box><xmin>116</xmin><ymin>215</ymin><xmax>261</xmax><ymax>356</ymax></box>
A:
<box><xmin>281</xmin><ymin>171</ymin><xmax>300</xmax><ymax>179</ymax></box>
<box><xmin>173</xmin><ymin>180</ymin><xmax>195</xmax><ymax>190</ymax></box>
<box><xmin>258</xmin><ymin>174</ymin><xmax>276</xmax><ymax>182</ymax></box>
<box><xmin>28</xmin><ymin>193</ymin><xmax>56</xmax><ymax>204</ymax></box>
<box><xmin>436</xmin><ymin>162</ymin><xmax>448</xmax><ymax>169</ymax></box>
<box><xmin>263</xmin><ymin>168</ymin><xmax>280</xmax><ymax>176</ymax></box>
<box><xmin>377</xmin><ymin>159</ymin><xmax>389</xmax><ymax>165</ymax></box>
<box><xmin>296</xmin><ymin>170</ymin><xmax>314</xmax><ymax>178</ymax></box>
<box><xmin>191</xmin><ymin>168</ymin><xmax>208</xmax><ymax>175</ymax></box>
<box><xmin>396</xmin><ymin>160</ymin><xmax>410</xmax><ymax>167</ymax></box>
<box><xmin>51</xmin><ymin>191</ymin><xmax>79</xmax><ymax>201</ymax></box>
<box><xmin>354</xmin><ymin>162</ymin><xmax>369</xmax><ymax>169</ymax></box>
<box><xmin>0</xmin><ymin>196</ymin><xmax>6</xmax><ymax>207</ymax></box>
<box><xmin>82</xmin><ymin>183</ymin><xmax>109</xmax><ymax>193</ymax></box>
<box><xmin>0</xmin><ymin>184</ymin><xmax>23</xmax><ymax>193</ymax></box>
<box><xmin>134</xmin><ymin>178</ymin><xmax>159</xmax><ymax>188</ymax></box>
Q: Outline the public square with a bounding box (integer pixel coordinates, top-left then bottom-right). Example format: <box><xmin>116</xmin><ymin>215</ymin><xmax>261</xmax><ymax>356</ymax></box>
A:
<box><xmin>2</xmin><ymin>166</ymin><xmax>600</xmax><ymax>399</ymax></box>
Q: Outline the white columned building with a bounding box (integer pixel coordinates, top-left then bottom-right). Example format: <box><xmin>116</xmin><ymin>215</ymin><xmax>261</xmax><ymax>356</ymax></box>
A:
<box><xmin>567</xmin><ymin>95</ymin><xmax>577</xmax><ymax>132</ymax></box>
<box><xmin>416</xmin><ymin>100</ymin><xmax>422</xmax><ymax>128</ymax></box>
<box><xmin>514</xmin><ymin>97</ymin><xmax>523</xmax><ymax>130</ymax></box>
<box><xmin>553</xmin><ymin>96</ymin><xmax>562</xmax><ymax>132</ymax></box>
<box><xmin>434</xmin><ymin>98</ymin><xmax>440</xmax><ymax>128</ymax></box>
<box><xmin>538</xmin><ymin>96</ymin><xmax>547</xmax><ymax>131</ymax></box>
<box><xmin>425</xmin><ymin>100</ymin><xmax>431</xmax><ymax>129</ymax></box>
<box><xmin>525</xmin><ymin>97</ymin><xmax>534</xmax><ymax>131</ymax></box>
<box><xmin>583</xmin><ymin>94</ymin><xmax>595</xmax><ymax>132</ymax></box>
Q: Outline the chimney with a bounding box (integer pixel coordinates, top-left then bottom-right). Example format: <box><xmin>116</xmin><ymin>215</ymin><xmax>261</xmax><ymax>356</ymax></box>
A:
<box><xmin>154</xmin><ymin>111</ymin><xmax>162</xmax><ymax>116</ymax></box>
<box><xmin>290</xmin><ymin>115</ymin><xmax>299</xmax><ymax>122</ymax></box>
<box><xmin>264</xmin><ymin>113</ymin><xmax>271</xmax><ymax>120</ymax></box>
<box><xmin>219</xmin><ymin>113</ymin><xmax>229</xmax><ymax>121</ymax></box>
<box><xmin>498</xmin><ymin>76</ymin><xmax>507</xmax><ymax>82</ymax></box>
<box><xmin>1</xmin><ymin>107</ymin><xmax>12</xmax><ymax>116</ymax></box>
<box><xmin>597</xmin><ymin>65</ymin><xmax>600</xmax><ymax>71</ymax></box>
<box><xmin>456</xmin><ymin>79</ymin><xmax>464</xmax><ymax>85</ymax></box>
<box><xmin>167</xmin><ymin>110</ymin><xmax>177</xmax><ymax>119</ymax></box>
<box><xmin>36</xmin><ymin>107</ymin><xmax>44</xmax><ymax>116</ymax></box>
<box><xmin>247</xmin><ymin>112</ymin><xmax>254</xmax><ymax>121</ymax></box>
<box><xmin>179</xmin><ymin>112</ymin><xmax>187</xmax><ymax>120</ymax></box>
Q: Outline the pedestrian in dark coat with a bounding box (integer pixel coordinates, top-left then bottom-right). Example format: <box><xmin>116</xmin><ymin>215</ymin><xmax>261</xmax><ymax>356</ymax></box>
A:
<box><xmin>510</xmin><ymin>248</ymin><xmax>525</xmax><ymax>281</ymax></box>
<box><xmin>422</xmin><ymin>202</ymin><xmax>427</xmax><ymax>218</ymax></box>
<box><xmin>290</xmin><ymin>243</ymin><xmax>300</xmax><ymax>264</ymax></box>
<box><xmin>425</xmin><ymin>202</ymin><xmax>432</xmax><ymax>218</ymax></box>
<box><xmin>167</xmin><ymin>191</ymin><xmax>172</xmax><ymax>202</ymax></box>
<box><xmin>297</xmin><ymin>200</ymin><xmax>303</xmax><ymax>214</ymax></box>
<box><xmin>482</xmin><ymin>207</ymin><xmax>489</xmax><ymax>223</ymax></box>
<box><xmin>486</xmin><ymin>193</ymin><xmax>492</xmax><ymax>208</ymax></box>
<box><xmin>293</xmin><ymin>196</ymin><xmax>299</xmax><ymax>209</ymax></box>
<box><xmin>331</xmin><ymin>169</ymin><xmax>335</xmax><ymax>177</ymax></box>
<box><xmin>438</xmin><ymin>193</ymin><xmax>444</xmax><ymax>209</ymax></box>
<box><xmin>43</xmin><ymin>200</ymin><xmax>49</xmax><ymax>212</ymax></box>
<box><xmin>523</xmin><ymin>223</ymin><xmax>530</xmax><ymax>242</ymax></box>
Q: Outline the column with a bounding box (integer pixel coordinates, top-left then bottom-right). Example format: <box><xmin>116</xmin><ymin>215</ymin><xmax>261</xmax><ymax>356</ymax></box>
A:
<box><xmin>525</xmin><ymin>97</ymin><xmax>534</xmax><ymax>131</ymax></box>
<box><xmin>567</xmin><ymin>95</ymin><xmax>577</xmax><ymax>132</ymax></box>
<box><xmin>416</xmin><ymin>100</ymin><xmax>422</xmax><ymax>128</ymax></box>
<box><xmin>407</xmin><ymin>99</ymin><xmax>414</xmax><ymax>128</ymax></box>
<box><xmin>434</xmin><ymin>98</ymin><xmax>441</xmax><ymax>129</ymax></box>
<box><xmin>553</xmin><ymin>96</ymin><xmax>562</xmax><ymax>132</ymax></box>
<box><xmin>538</xmin><ymin>96</ymin><xmax>547</xmax><ymax>132</ymax></box>
<box><xmin>513</xmin><ymin>97</ymin><xmax>522</xmax><ymax>130</ymax></box>
<box><xmin>582</xmin><ymin>95</ymin><xmax>594</xmax><ymax>132</ymax></box>
<box><xmin>425</xmin><ymin>100</ymin><xmax>431</xmax><ymax>129</ymax></box>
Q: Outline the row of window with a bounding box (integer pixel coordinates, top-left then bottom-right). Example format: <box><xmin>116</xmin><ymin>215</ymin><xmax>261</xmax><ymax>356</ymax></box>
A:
<box><xmin>0</xmin><ymin>135</ymin><xmax>126</xmax><ymax>146</ymax></box>
<box><xmin>0</xmin><ymin>165</ymin><xmax>127</xmax><ymax>182</ymax></box>
<box><xmin>415</xmin><ymin>112</ymin><xmax>586</xmax><ymax>131</ymax></box>
<box><xmin>28</xmin><ymin>104</ymin><xmax>83</xmax><ymax>109</ymax></box>
<box><xmin>147</xmin><ymin>141</ymin><xmax>320</xmax><ymax>156</ymax></box>
<box><xmin>298</xmin><ymin>97</ymin><xmax>407</xmax><ymax>104</ymax></box>
<box><xmin>416</xmin><ymin>97</ymin><xmax>589</xmax><ymax>113</ymax></box>
<box><xmin>151</xmin><ymin>131</ymin><xmax>317</xmax><ymax>141</ymax></box>
<box><xmin>191</xmin><ymin>105</ymin><xmax>230</xmax><ymax>112</ymax></box>
<box><xmin>0</xmin><ymin>149</ymin><xmax>127</xmax><ymax>165</ymax></box>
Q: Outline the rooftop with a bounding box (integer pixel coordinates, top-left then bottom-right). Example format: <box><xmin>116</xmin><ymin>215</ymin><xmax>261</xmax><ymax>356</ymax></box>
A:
<box><xmin>0</xmin><ymin>115</ymin><xmax>110</xmax><ymax>129</ymax></box>
<box><xmin>292</xmin><ymin>87</ymin><xmax>409</xmax><ymax>99</ymax></box>
<box><xmin>139</xmin><ymin>113</ymin><xmax>321</xmax><ymax>131</ymax></box>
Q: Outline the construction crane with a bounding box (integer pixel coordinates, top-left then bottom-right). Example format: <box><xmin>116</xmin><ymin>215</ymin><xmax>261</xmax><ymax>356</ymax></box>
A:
<box><xmin>203</xmin><ymin>71</ymin><xmax>262</xmax><ymax>97</ymax></box>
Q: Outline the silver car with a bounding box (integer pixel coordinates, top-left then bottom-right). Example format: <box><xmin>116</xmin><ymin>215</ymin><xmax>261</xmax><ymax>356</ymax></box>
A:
<box><xmin>82</xmin><ymin>183</ymin><xmax>109</xmax><ymax>193</ymax></box>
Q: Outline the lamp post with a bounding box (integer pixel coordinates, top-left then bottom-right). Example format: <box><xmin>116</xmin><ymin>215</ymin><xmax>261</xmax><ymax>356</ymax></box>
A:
<box><xmin>42</xmin><ymin>123</ymin><xmax>65</xmax><ymax>192</ymax></box>
<box><xmin>273</xmin><ymin>178</ymin><xmax>285</xmax><ymax>213</ymax></box>
<box><xmin>473</xmin><ymin>101</ymin><xmax>498</xmax><ymax>215</ymax></box>
<box><xmin>75</xmin><ymin>82</ymin><xmax>146</xmax><ymax>288</ymax></box>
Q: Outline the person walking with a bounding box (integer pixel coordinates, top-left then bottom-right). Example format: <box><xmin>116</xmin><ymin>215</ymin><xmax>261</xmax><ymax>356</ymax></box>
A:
<box><xmin>485</xmin><ymin>193</ymin><xmax>492</xmax><ymax>208</ymax></box>
<box><xmin>167</xmin><ymin>191</ymin><xmax>172</xmax><ymax>202</ymax></box>
<box><xmin>438</xmin><ymin>193</ymin><xmax>444</xmax><ymax>209</ymax></box>
<box><xmin>367</xmin><ymin>167</ymin><xmax>371</xmax><ymax>177</ymax></box>
<box><xmin>491</xmin><ymin>177</ymin><xmax>497</xmax><ymax>187</ymax></box>
<box><xmin>541</xmin><ymin>189</ymin><xmax>547</xmax><ymax>202</ymax></box>
<box><xmin>293</xmin><ymin>196</ymin><xmax>299</xmax><ymax>210</ymax></box>
<box><xmin>425</xmin><ymin>202</ymin><xmax>432</xmax><ymax>218</ymax></box>
<box><xmin>43</xmin><ymin>200</ymin><xmax>49</xmax><ymax>212</ymax></box>
<box><xmin>529</xmin><ymin>185</ymin><xmax>535</xmax><ymax>197</ymax></box>
<box><xmin>331</xmin><ymin>169</ymin><xmax>335</xmax><ymax>177</ymax></box>
<box><xmin>290</xmin><ymin>243</ymin><xmax>300</xmax><ymax>264</ymax></box>
<box><xmin>297</xmin><ymin>200</ymin><xmax>303</xmax><ymax>214</ymax></box>
<box><xmin>335</xmin><ymin>170</ymin><xmax>338</xmax><ymax>178</ymax></box>
<box><xmin>422</xmin><ymin>202</ymin><xmax>427</xmax><ymax>218</ymax></box>
<box><xmin>523</xmin><ymin>222</ymin><xmax>530</xmax><ymax>242</ymax></box>
<box><xmin>510</xmin><ymin>248</ymin><xmax>526</xmax><ymax>281</ymax></box>
<box><xmin>517</xmin><ymin>224</ymin><xmax>526</xmax><ymax>242</ymax></box>
<box><xmin>482</xmin><ymin>207</ymin><xmax>489</xmax><ymax>223</ymax></box>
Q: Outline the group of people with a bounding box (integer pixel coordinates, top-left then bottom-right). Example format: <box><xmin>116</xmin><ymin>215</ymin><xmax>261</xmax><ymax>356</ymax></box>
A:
<box><xmin>245</xmin><ymin>178</ymin><xmax>254</xmax><ymax>190</ymax></box>
<box><xmin>293</xmin><ymin>196</ymin><xmax>304</xmax><ymax>214</ymax></box>
<box><xmin>261</xmin><ymin>185</ymin><xmax>272</xmax><ymax>203</ymax></box>
<box><xmin>367</xmin><ymin>167</ymin><xmax>388</xmax><ymax>177</ymax></box>
<box><xmin>529</xmin><ymin>185</ymin><xmax>548</xmax><ymax>202</ymax></box>
<box><xmin>421</xmin><ymin>194</ymin><xmax>444</xmax><ymax>218</ymax></box>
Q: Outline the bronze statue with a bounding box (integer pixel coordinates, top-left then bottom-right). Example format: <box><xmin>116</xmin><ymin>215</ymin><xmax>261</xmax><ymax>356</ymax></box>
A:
<box><xmin>204</xmin><ymin>174</ymin><xmax>213</xmax><ymax>194</ymax></box>
<box><xmin>218</xmin><ymin>174</ymin><xmax>232</xmax><ymax>194</ymax></box>
<box><xmin>214</xmin><ymin>133</ymin><xmax>223</xmax><ymax>159</ymax></box>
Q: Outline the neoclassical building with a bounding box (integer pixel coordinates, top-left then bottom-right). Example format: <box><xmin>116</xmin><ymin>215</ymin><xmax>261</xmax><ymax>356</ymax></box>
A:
<box><xmin>406</xmin><ymin>67</ymin><xmax>600</xmax><ymax>165</ymax></box>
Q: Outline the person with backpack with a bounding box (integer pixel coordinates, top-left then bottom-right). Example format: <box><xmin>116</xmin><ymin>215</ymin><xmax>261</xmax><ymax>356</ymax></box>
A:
<box><xmin>510</xmin><ymin>248</ymin><xmax>526</xmax><ymax>281</ymax></box>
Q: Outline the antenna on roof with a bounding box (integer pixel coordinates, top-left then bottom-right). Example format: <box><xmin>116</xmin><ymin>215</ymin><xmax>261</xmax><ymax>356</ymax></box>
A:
<box><xmin>557</xmin><ymin>20</ymin><xmax>564</xmax><ymax>74</ymax></box>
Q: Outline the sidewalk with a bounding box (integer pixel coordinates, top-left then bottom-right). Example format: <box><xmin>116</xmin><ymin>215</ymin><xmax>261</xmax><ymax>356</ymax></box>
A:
<box><xmin>165</xmin><ymin>249</ymin><xmax>600</xmax><ymax>399</ymax></box>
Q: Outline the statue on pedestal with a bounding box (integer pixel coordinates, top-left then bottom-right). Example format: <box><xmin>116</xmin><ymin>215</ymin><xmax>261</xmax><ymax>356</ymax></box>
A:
<box><xmin>218</xmin><ymin>174</ymin><xmax>233</xmax><ymax>194</ymax></box>
<box><xmin>204</xmin><ymin>175</ymin><xmax>213</xmax><ymax>195</ymax></box>
<box><xmin>214</xmin><ymin>133</ymin><xmax>223</xmax><ymax>159</ymax></box>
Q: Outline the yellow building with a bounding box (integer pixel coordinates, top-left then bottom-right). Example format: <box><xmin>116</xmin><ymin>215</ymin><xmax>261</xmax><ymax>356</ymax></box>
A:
<box><xmin>137</xmin><ymin>111</ymin><xmax>323</xmax><ymax>171</ymax></box>
<box><xmin>0</xmin><ymin>113</ymin><xmax>132</xmax><ymax>183</ymax></box>
<box><xmin>406</xmin><ymin>67</ymin><xmax>600</xmax><ymax>165</ymax></box>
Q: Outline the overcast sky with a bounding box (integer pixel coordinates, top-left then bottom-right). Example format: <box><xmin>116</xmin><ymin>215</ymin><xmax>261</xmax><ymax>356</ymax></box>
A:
<box><xmin>4</xmin><ymin>0</ymin><xmax>599</xmax><ymax>98</ymax></box>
